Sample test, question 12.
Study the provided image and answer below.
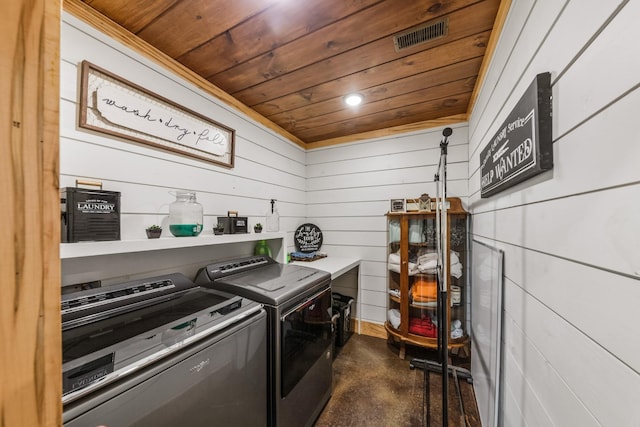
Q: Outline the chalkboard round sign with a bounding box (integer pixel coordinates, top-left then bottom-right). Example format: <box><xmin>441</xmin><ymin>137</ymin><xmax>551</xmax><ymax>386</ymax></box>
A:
<box><xmin>294</xmin><ymin>223</ymin><xmax>323</xmax><ymax>253</ymax></box>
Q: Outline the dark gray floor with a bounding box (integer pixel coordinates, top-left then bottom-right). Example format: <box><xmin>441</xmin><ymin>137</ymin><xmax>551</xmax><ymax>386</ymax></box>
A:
<box><xmin>315</xmin><ymin>334</ymin><xmax>480</xmax><ymax>427</ymax></box>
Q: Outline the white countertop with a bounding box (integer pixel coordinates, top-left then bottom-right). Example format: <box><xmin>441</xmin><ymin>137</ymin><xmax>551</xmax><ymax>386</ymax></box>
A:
<box><xmin>291</xmin><ymin>257</ymin><xmax>360</xmax><ymax>280</ymax></box>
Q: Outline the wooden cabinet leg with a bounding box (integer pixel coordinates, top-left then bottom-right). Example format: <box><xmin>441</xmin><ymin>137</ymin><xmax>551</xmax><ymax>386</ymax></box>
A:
<box><xmin>399</xmin><ymin>342</ymin><xmax>406</xmax><ymax>360</ymax></box>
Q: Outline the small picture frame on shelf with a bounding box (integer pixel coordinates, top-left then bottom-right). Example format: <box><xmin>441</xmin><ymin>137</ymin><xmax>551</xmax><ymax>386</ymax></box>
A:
<box><xmin>390</xmin><ymin>199</ymin><xmax>405</xmax><ymax>212</ymax></box>
<box><xmin>405</xmin><ymin>198</ymin><xmax>420</xmax><ymax>212</ymax></box>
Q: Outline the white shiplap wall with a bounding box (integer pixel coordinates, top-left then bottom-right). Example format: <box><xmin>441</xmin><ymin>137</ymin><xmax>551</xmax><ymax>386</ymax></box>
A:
<box><xmin>306</xmin><ymin>126</ymin><xmax>469</xmax><ymax>325</ymax></box>
<box><xmin>468</xmin><ymin>0</ymin><xmax>640</xmax><ymax>425</ymax></box>
<box><xmin>60</xmin><ymin>12</ymin><xmax>306</xmax><ymax>285</ymax></box>
<box><xmin>60</xmin><ymin>5</ymin><xmax>640</xmax><ymax>424</ymax></box>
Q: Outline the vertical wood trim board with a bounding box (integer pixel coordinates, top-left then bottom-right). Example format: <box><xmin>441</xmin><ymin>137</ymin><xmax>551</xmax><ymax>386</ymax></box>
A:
<box><xmin>1</xmin><ymin>1</ymin><xmax>62</xmax><ymax>426</ymax></box>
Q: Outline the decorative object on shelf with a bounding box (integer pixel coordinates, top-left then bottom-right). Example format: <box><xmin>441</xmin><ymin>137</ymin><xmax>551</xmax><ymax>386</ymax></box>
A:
<box><xmin>253</xmin><ymin>239</ymin><xmax>271</xmax><ymax>256</ymax></box>
<box><xmin>419</xmin><ymin>193</ymin><xmax>431</xmax><ymax>211</ymax></box>
<box><xmin>145</xmin><ymin>225</ymin><xmax>162</xmax><ymax>239</ymax></box>
<box><xmin>390</xmin><ymin>199</ymin><xmax>405</xmax><ymax>212</ymax></box>
<box><xmin>61</xmin><ymin>179</ymin><xmax>121</xmax><ymax>243</ymax></box>
<box><xmin>294</xmin><ymin>223</ymin><xmax>323</xmax><ymax>253</ymax></box>
<box><xmin>450</xmin><ymin>221</ymin><xmax>467</xmax><ymax>247</ymax></box>
<box><xmin>78</xmin><ymin>61</ymin><xmax>236</xmax><ymax>168</ymax></box>
<box><xmin>217</xmin><ymin>211</ymin><xmax>248</xmax><ymax>234</ymax></box>
<box><xmin>213</xmin><ymin>223</ymin><xmax>225</xmax><ymax>235</ymax></box>
<box><xmin>289</xmin><ymin>251</ymin><xmax>327</xmax><ymax>262</ymax></box>
<box><xmin>405</xmin><ymin>198</ymin><xmax>420</xmax><ymax>212</ymax></box>
<box><xmin>169</xmin><ymin>191</ymin><xmax>203</xmax><ymax>237</ymax></box>
<box><xmin>265</xmin><ymin>199</ymin><xmax>280</xmax><ymax>232</ymax></box>
<box><xmin>254</xmin><ymin>223</ymin><xmax>263</xmax><ymax>233</ymax></box>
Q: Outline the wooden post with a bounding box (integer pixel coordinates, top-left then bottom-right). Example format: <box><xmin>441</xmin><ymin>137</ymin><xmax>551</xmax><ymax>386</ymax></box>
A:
<box><xmin>1</xmin><ymin>1</ymin><xmax>61</xmax><ymax>426</ymax></box>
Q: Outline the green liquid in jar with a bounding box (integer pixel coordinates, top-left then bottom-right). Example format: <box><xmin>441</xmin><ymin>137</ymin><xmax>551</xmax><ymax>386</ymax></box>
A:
<box><xmin>169</xmin><ymin>224</ymin><xmax>202</xmax><ymax>237</ymax></box>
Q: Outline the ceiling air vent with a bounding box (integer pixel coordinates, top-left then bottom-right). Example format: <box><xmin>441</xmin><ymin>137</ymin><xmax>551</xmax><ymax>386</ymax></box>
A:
<box><xmin>393</xmin><ymin>17</ymin><xmax>449</xmax><ymax>52</ymax></box>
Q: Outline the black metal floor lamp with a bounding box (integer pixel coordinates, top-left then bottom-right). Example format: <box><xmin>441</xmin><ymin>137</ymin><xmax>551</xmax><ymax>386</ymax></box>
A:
<box><xmin>409</xmin><ymin>127</ymin><xmax>472</xmax><ymax>426</ymax></box>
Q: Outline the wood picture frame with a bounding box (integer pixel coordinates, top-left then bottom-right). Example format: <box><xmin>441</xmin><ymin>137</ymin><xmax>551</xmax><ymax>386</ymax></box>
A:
<box><xmin>405</xmin><ymin>198</ymin><xmax>420</xmax><ymax>212</ymax></box>
<box><xmin>78</xmin><ymin>61</ymin><xmax>235</xmax><ymax>168</ymax></box>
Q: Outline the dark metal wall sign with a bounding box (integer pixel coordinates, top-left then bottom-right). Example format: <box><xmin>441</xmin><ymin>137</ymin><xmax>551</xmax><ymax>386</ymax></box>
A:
<box><xmin>294</xmin><ymin>223</ymin><xmax>323</xmax><ymax>253</ymax></box>
<box><xmin>480</xmin><ymin>72</ymin><xmax>553</xmax><ymax>198</ymax></box>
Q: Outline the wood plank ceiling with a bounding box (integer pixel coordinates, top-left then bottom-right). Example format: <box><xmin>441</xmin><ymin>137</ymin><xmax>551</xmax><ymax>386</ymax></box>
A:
<box><xmin>78</xmin><ymin>0</ymin><xmax>504</xmax><ymax>146</ymax></box>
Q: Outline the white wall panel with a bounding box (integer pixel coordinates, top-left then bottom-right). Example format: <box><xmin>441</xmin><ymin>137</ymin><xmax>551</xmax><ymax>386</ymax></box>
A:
<box><xmin>360</xmin><ymin>303</ymin><xmax>386</xmax><ymax>325</ymax></box>
<box><xmin>500</xmin><ymin>344</ymin><xmax>555</xmax><ymax>427</ymax></box>
<box><xmin>468</xmin><ymin>0</ymin><xmax>638</xmax><ymax>424</ymax></box>
<box><xmin>306</xmin><ymin>125</ymin><xmax>468</xmax><ymax>165</ymax></box>
<box><xmin>468</xmin><ymin>0</ymin><xmax>536</xmax><ymax>145</ymax></box>
<box><xmin>307</xmin><ymin>181</ymin><xmax>469</xmax><ymax>205</ymax></box>
<box><xmin>306</xmin><ymin>144</ymin><xmax>468</xmax><ymax>178</ymax></box>
<box><xmin>305</xmin><ymin>216</ymin><xmax>386</xmax><ymax>232</ymax></box>
<box><xmin>482</xmin><ymin>186</ymin><xmax>640</xmax><ymax>278</ymax></box>
<box><xmin>306</xmin><ymin>125</ymin><xmax>469</xmax><ymax>325</ymax></box>
<box><xmin>555</xmin><ymin>0</ymin><xmax>640</xmax><ymax>138</ymax></box>
<box><xmin>360</xmin><ymin>274</ymin><xmax>386</xmax><ymax>292</ymax></box>
<box><xmin>306</xmin><ymin>162</ymin><xmax>469</xmax><ymax>191</ymax></box>
<box><xmin>504</xmin><ymin>282</ymin><xmax>640</xmax><ymax>426</ymax></box>
<box><xmin>360</xmin><ymin>289</ymin><xmax>387</xmax><ymax>308</ymax></box>
<box><xmin>60</xmin><ymin>12</ymin><xmax>306</xmax><ymax>285</ymax></box>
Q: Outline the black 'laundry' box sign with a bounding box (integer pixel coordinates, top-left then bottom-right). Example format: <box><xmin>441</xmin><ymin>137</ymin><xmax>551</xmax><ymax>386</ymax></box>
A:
<box><xmin>480</xmin><ymin>72</ymin><xmax>553</xmax><ymax>198</ymax></box>
<box><xmin>61</xmin><ymin>187</ymin><xmax>121</xmax><ymax>242</ymax></box>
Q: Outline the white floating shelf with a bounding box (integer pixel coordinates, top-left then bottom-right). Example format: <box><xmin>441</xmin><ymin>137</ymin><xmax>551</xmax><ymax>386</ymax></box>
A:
<box><xmin>60</xmin><ymin>231</ymin><xmax>286</xmax><ymax>259</ymax></box>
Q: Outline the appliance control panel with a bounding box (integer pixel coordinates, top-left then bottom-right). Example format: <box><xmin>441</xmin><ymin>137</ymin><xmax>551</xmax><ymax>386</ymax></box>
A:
<box><xmin>202</xmin><ymin>255</ymin><xmax>275</xmax><ymax>280</ymax></box>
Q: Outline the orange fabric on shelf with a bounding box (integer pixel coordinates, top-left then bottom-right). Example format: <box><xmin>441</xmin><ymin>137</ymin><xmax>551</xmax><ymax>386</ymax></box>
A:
<box><xmin>411</xmin><ymin>275</ymin><xmax>438</xmax><ymax>302</ymax></box>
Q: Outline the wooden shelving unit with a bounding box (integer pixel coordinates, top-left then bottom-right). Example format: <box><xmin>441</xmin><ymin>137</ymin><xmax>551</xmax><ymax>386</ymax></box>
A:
<box><xmin>385</xmin><ymin>197</ymin><xmax>469</xmax><ymax>359</ymax></box>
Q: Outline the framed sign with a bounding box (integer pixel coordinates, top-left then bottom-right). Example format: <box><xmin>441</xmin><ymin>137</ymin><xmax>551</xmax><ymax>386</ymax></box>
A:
<box><xmin>294</xmin><ymin>223</ymin><xmax>323</xmax><ymax>253</ymax></box>
<box><xmin>405</xmin><ymin>198</ymin><xmax>420</xmax><ymax>212</ymax></box>
<box><xmin>390</xmin><ymin>199</ymin><xmax>405</xmax><ymax>212</ymax></box>
<box><xmin>480</xmin><ymin>73</ymin><xmax>553</xmax><ymax>197</ymax></box>
<box><xmin>79</xmin><ymin>61</ymin><xmax>235</xmax><ymax>168</ymax></box>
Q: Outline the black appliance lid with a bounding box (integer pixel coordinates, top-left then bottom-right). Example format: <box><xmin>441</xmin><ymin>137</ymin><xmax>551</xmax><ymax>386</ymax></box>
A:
<box><xmin>212</xmin><ymin>263</ymin><xmax>331</xmax><ymax>305</ymax></box>
<box><xmin>61</xmin><ymin>275</ymin><xmax>262</xmax><ymax>402</ymax></box>
<box><xmin>61</xmin><ymin>272</ymin><xmax>197</xmax><ymax>329</ymax></box>
<box><xmin>63</xmin><ymin>288</ymin><xmax>232</xmax><ymax>362</ymax></box>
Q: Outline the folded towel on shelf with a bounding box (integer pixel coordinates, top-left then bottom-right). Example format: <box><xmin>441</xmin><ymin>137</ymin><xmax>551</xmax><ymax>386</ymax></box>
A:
<box><xmin>451</xmin><ymin>328</ymin><xmax>464</xmax><ymax>339</ymax></box>
<box><xmin>410</xmin><ymin>276</ymin><xmax>437</xmax><ymax>302</ymax></box>
<box><xmin>388</xmin><ymin>253</ymin><xmax>401</xmax><ymax>265</ymax></box>
<box><xmin>417</xmin><ymin>252</ymin><xmax>438</xmax><ymax>270</ymax></box>
<box><xmin>290</xmin><ymin>251</ymin><xmax>317</xmax><ymax>259</ymax></box>
<box><xmin>450</xmin><ymin>319</ymin><xmax>463</xmax><ymax>339</ymax></box>
<box><xmin>450</xmin><ymin>262</ymin><xmax>462</xmax><ymax>279</ymax></box>
<box><xmin>387</xmin><ymin>309</ymin><xmax>401</xmax><ymax>329</ymax></box>
<box><xmin>388</xmin><ymin>252</ymin><xmax>419</xmax><ymax>275</ymax></box>
<box><xmin>409</xmin><ymin>316</ymin><xmax>437</xmax><ymax>338</ymax></box>
<box><xmin>416</xmin><ymin>251</ymin><xmax>463</xmax><ymax>278</ymax></box>
<box><xmin>411</xmin><ymin>300</ymin><xmax>437</xmax><ymax>308</ymax></box>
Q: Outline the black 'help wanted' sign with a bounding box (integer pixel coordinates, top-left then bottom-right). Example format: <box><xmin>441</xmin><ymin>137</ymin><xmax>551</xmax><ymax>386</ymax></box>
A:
<box><xmin>480</xmin><ymin>73</ymin><xmax>553</xmax><ymax>198</ymax></box>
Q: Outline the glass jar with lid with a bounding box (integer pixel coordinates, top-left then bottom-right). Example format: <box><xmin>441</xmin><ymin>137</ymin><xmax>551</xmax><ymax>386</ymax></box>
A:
<box><xmin>169</xmin><ymin>191</ymin><xmax>203</xmax><ymax>237</ymax></box>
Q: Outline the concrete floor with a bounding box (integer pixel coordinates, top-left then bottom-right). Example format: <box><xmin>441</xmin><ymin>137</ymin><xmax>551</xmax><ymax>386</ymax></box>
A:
<box><xmin>315</xmin><ymin>334</ymin><xmax>481</xmax><ymax>427</ymax></box>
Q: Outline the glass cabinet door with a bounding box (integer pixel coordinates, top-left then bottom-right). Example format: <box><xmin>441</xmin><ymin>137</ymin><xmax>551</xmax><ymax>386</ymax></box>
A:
<box><xmin>387</xmin><ymin>218</ymin><xmax>401</xmax><ymax>332</ymax></box>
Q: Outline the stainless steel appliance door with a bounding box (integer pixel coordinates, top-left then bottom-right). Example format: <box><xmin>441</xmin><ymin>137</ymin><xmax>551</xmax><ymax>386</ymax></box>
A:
<box><xmin>278</xmin><ymin>286</ymin><xmax>333</xmax><ymax>427</ymax></box>
<box><xmin>280</xmin><ymin>286</ymin><xmax>332</xmax><ymax>398</ymax></box>
<box><xmin>64</xmin><ymin>310</ymin><xmax>267</xmax><ymax>427</ymax></box>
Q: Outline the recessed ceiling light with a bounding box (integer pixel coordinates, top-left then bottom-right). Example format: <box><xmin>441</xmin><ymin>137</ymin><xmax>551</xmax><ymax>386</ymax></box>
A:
<box><xmin>344</xmin><ymin>93</ymin><xmax>363</xmax><ymax>106</ymax></box>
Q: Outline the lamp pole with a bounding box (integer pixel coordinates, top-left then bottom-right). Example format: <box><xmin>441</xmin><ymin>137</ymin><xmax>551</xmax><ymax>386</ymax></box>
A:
<box><xmin>435</xmin><ymin>127</ymin><xmax>452</xmax><ymax>426</ymax></box>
